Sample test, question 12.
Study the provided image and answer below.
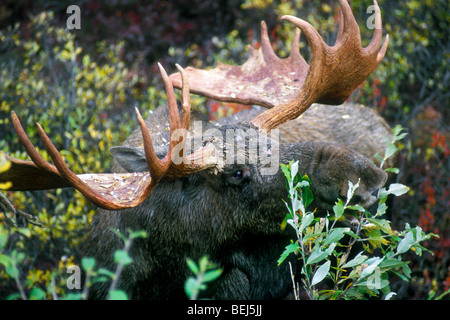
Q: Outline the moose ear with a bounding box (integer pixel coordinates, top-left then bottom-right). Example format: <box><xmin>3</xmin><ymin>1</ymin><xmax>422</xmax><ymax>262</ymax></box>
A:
<box><xmin>110</xmin><ymin>146</ymin><xmax>148</xmax><ymax>173</ymax></box>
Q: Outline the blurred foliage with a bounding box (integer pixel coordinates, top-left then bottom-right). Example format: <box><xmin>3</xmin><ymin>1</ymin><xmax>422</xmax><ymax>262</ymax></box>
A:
<box><xmin>0</xmin><ymin>0</ymin><xmax>448</xmax><ymax>299</ymax></box>
<box><xmin>0</xmin><ymin>10</ymin><xmax>166</xmax><ymax>298</ymax></box>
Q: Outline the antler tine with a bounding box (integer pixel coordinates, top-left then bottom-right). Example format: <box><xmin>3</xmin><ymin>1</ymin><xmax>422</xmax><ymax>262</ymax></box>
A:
<box><xmin>173</xmin><ymin>64</ymin><xmax>190</xmax><ymax>161</ymax></box>
<box><xmin>11</xmin><ymin>111</ymin><xmax>59</xmax><ymax>175</ymax></box>
<box><xmin>158</xmin><ymin>62</ymin><xmax>181</xmax><ymax>153</ymax></box>
<box><xmin>4</xmin><ymin>63</ymin><xmax>217</xmax><ymax>210</ymax></box>
<box><xmin>169</xmin><ymin>0</ymin><xmax>389</xmax><ymax>132</ymax></box>
<box><xmin>135</xmin><ymin>107</ymin><xmax>168</xmax><ymax>182</ymax></box>
<box><xmin>157</xmin><ymin>62</ymin><xmax>191</xmax><ymax>167</ymax></box>
<box><xmin>162</xmin><ymin>63</ymin><xmax>219</xmax><ymax>177</ymax></box>
<box><xmin>281</xmin><ymin>16</ymin><xmax>325</xmax><ymax>61</ymax></box>
<box><xmin>175</xmin><ymin>63</ymin><xmax>191</xmax><ymax>132</ymax></box>
<box><xmin>260</xmin><ymin>21</ymin><xmax>278</xmax><ymax>62</ymax></box>
<box><xmin>366</xmin><ymin>0</ymin><xmax>382</xmax><ymax>53</ymax></box>
<box><xmin>154</xmin><ymin>63</ymin><xmax>197</xmax><ymax>176</ymax></box>
<box><xmin>336</xmin><ymin>7</ymin><xmax>345</xmax><ymax>44</ymax></box>
<box><xmin>334</xmin><ymin>0</ymin><xmax>361</xmax><ymax>46</ymax></box>
<box><xmin>288</xmin><ymin>27</ymin><xmax>302</xmax><ymax>62</ymax></box>
<box><xmin>250</xmin><ymin>0</ymin><xmax>389</xmax><ymax>130</ymax></box>
<box><xmin>134</xmin><ymin>63</ymin><xmax>217</xmax><ymax>179</ymax></box>
<box><xmin>367</xmin><ymin>0</ymin><xmax>389</xmax><ymax>64</ymax></box>
<box><xmin>38</xmin><ymin>121</ymin><xmax>160</xmax><ymax>209</ymax></box>
<box><xmin>34</xmin><ymin>122</ymin><xmax>132</xmax><ymax>209</ymax></box>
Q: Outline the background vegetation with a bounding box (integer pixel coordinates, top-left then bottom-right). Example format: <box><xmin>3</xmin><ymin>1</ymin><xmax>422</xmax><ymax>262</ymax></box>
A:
<box><xmin>0</xmin><ymin>0</ymin><xmax>448</xmax><ymax>299</ymax></box>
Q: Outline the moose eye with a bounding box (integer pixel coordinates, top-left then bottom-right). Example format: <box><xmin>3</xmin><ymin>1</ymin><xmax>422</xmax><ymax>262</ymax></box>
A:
<box><xmin>233</xmin><ymin>170</ymin><xmax>243</xmax><ymax>180</ymax></box>
<box><xmin>230</xmin><ymin>168</ymin><xmax>251</xmax><ymax>184</ymax></box>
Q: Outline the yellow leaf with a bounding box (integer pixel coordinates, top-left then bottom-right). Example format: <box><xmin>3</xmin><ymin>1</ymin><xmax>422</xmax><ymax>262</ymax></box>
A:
<box><xmin>60</xmin><ymin>50</ymin><xmax>72</xmax><ymax>60</ymax></box>
<box><xmin>0</xmin><ymin>155</ymin><xmax>11</xmax><ymax>173</ymax></box>
<box><xmin>0</xmin><ymin>153</ymin><xmax>12</xmax><ymax>189</ymax></box>
<box><xmin>363</xmin><ymin>227</ymin><xmax>390</xmax><ymax>248</ymax></box>
<box><xmin>0</xmin><ymin>182</ymin><xmax>12</xmax><ymax>189</ymax></box>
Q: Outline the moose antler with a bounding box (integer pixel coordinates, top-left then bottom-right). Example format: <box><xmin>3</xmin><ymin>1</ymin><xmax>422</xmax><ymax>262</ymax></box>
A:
<box><xmin>170</xmin><ymin>0</ymin><xmax>389</xmax><ymax>130</ymax></box>
<box><xmin>0</xmin><ymin>64</ymin><xmax>216</xmax><ymax>210</ymax></box>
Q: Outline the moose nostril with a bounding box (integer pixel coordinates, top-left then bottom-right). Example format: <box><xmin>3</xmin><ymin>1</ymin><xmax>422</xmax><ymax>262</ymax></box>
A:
<box><xmin>371</xmin><ymin>189</ymin><xmax>380</xmax><ymax>197</ymax></box>
<box><xmin>350</xmin><ymin>195</ymin><xmax>361</xmax><ymax>205</ymax></box>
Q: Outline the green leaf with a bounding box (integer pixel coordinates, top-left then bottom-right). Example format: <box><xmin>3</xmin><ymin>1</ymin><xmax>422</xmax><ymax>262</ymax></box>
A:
<box><xmin>379</xmin><ymin>257</ymin><xmax>409</xmax><ymax>270</ymax></box>
<box><xmin>385</xmin><ymin>292</ymin><xmax>397</xmax><ymax>300</ymax></box>
<box><xmin>81</xmin><ymin>257</ymin><xmax>96</xmax><ymax>272</ymax></box>
<box><xmin>399</xmin><ymin>265</ymin><xmax>412</xmax><ymax>281</ymax></box>
<box><xmin>1</xmin><ymin>253</ymin><xmax>19</xmax><ymax>278</ymax></box>
<box><xmin>301</xmin><ymin>185</ymin><xmax>314</xmax><ymax>208</ymax></box>
<box><xmin>384</xmin><ymin>143</ymin><xmax>398</xmax><ymax>160</ymax></box>
<box><xmin>342</xmin><ymin>252</ymin><xmax>368</xmax><ymax>269</ymax></box>
<box><xmin>0</xmin><ymin>254</ymin><xmax>13</xmax><ymax>269</ymax></box>
<box><xmin>388</xmin><ymin>183</ymin><xmax>410</xmax><ymax>196</ymax></box>
<box><xmin>374</xmin><ymin>152</ymin><xmax>383</xmax><ymax>162</ymax></box>
<box><xmin>323</xmin><ymin>228</ymin><xmax>350</xmax><ymax>246</ymax></box>
<box><xmin>434</xmin><ymin>289</ymin><xmax>450</xmax><ymax>300</ymax></box>
<box><xmin>346</xmin><ymin>179</ymin><xmax>360</xmax><ymax>205</ymax></box>
<box><xmin>129</xmin><ymin>230</ymin><xmax>148</xmax><ymax>239</ymax></box>
<box><xmin>6</xmin><ymin>264</ymin><xmax>19</xmax><ymax>279</ymax></box>
<box><xmin>384</xmin><ymin>167</ymin><xmax>399</xmax><ymax>174</ymax></box>
<box><xmin>360</xmin><ymin>257</ymin><xmax>383</xmax><ymax>279</ymax></box>
<box><xmin>6</xmin><ymin>293</ymin><xmax>21</xmax><ymax>300</ymax></box>
<box><xmin>280</xmin><ymin>163</ymin><xmax>291</xmax><ymax>181</ymax></box>
<box><xmin>17</xmin><ymin>228</ymin><xmax>31</xmax><ymax>238</ymax></box>
<box><xmin>29</xmin><ymin>287</ymin><xmax>46</xmax><ymax>300</ymax></box>
<box><xmin>311</xmin><ymin>260</ymin><xmax>330</xmax><ymax>286</ymax></box>
<box><xmin>114</xmin><ymin>250</ymin><xmax>133</xmax><ymax>266</ymax></box>
<box><xmin>333</xmin><ymin>200</ymin><xmax>345</xmax><ymax>219</ymax></box>
<box><xmin>364</xmin><ymin>271</ymin><xmax>389</xmax><ymax>290</ymax></box>
<box><xmin>344</xmin><ymin>229</ymin><xmax>359</xmax><ymax>240</ymax></box>
<box><xmin>290</xmin><ymin>161</ymin><xmax>298</xmax><ymax>182</ymax></box>
<box><xmin>397</xmin><ymin>231</ymin><xmax>415</xmax><ymax>254</ymax></box>
<box><xmin>381</xmin><ymin>183</ymin><xmax>410</xmax><ymax>197</ymax></box>
<box><xmin>303</xmin><ymin>231</ymin><xmax>326</xmax><ymax>244</ymax></box>
<box><xmin>63</xmin><ymin>293</ymin><xmax>83</xmax><ymax>300</ymax></box>
<box><xmin>291</xmin><ymin>196</ymin><xmax>303</xmax><ymax>215</ymax></box>
<box><xmin>391</xmin><ymin>125</ymin><xmax>404</xmax><ymax>137</ymax></box>
<box><xmin>307</xmin><ymin>243</ymin><xmax>336</xmax><ymax>265</ymax></box>
<box><xmin>198</xmin><ymin>256</ymin><xmax>210</xmax><ymax>272</ymax></box>
<box><xmin>108</xmin><ymin>289</ymin><xmax>128</xmax><ymax>300</ymax></box>
<box><xmin>297</xmin><ymin>180</ymin><xmax>310</xmax><ymax>188</ymax></box>
<box><xmin>0</xmin><ymin>231</ymin><xmax>8</xmax><ymax>250</ymax></box>
<box><xmin>392</xmin><ymin>125</ymin><xmax>408</xmax><ymax>141</ymax></box>
<box><xmin>300</xmin><ymin>213</ymin><xmax>314</xmax><ymax>233</ymax></box>
<box><xmin>203</xmin><ymin>269</ymin><xmax>223</xmax><ymax>282</ymax></box>
<box><xmin>98</xmin><ymin>268</ymin><xmax>115</xmax><ymax>278</ymax></box>
<box><xmin>347</xmin><ymin>204</ymin><xmax>365</xmax><ymax>212</ymax></box>
<box><xmin>186</xmin><ymin>258</ymin><xmax>199</xmax><ymax>275</ymax></box>
<box><xmin>278</xmin><ymin>242</ymin><xmax>300</xmax><ymax>265</ymax></box>
<box><xmin>15</xmin><ymin>251</ymin><xmax>25</xmax><ymax>264</ymax></box>
<box><xmin>91</xmin><ymin>276</ymin><xmax>109</xmax><ymax>284</ymax></box>
<box><xmin>366</xmin><ymin>218</ymin><xmax>394</xmax><ymax>235</ymax></box>
<box><xmin>184</xmin><ymin>277</ymin><xmax>197</xmax><ymax>298</ymax></box>
<box><xmin>376</xmin><ymin>202</ymin><xmax>388</xmax><ymax>216</ymax></box>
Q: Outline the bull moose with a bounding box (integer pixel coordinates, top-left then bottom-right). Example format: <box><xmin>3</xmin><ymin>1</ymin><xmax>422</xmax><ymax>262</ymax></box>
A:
<box><xmin>1</xmin><ymin>0</ymin><xmax>390</xmax><ymax>299</ymax></box>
